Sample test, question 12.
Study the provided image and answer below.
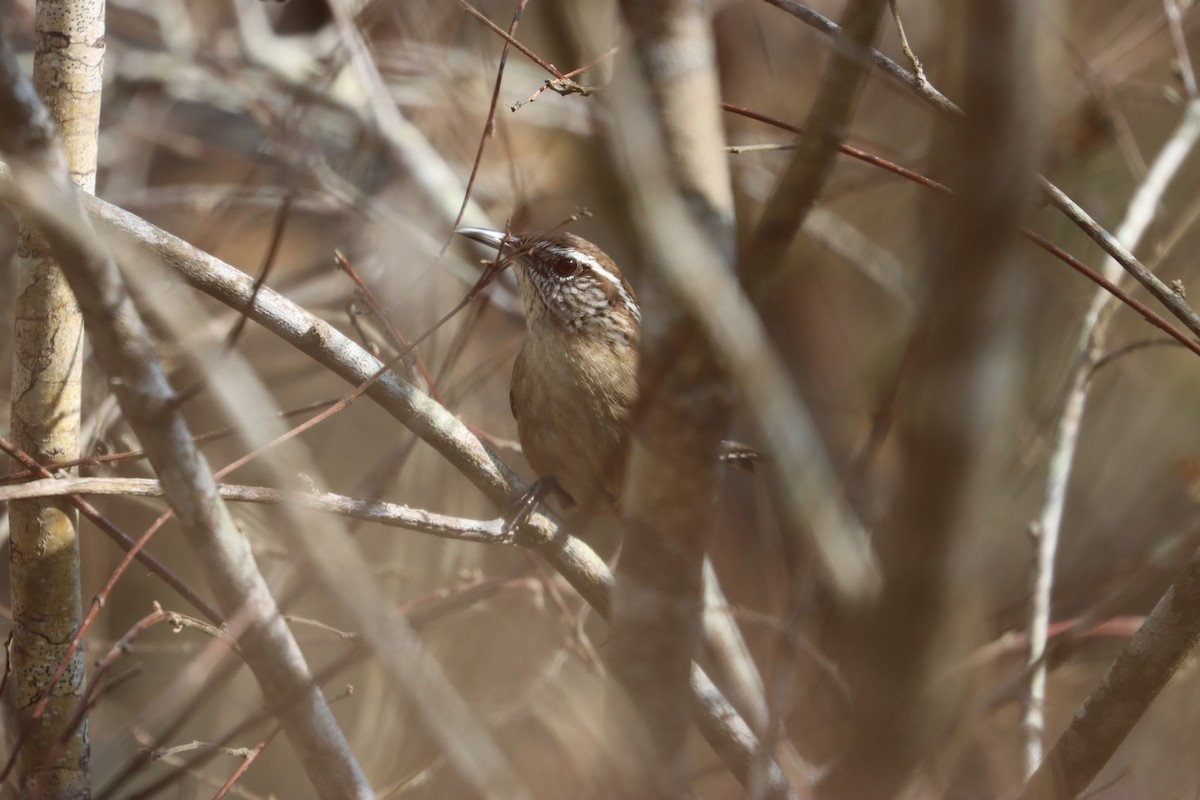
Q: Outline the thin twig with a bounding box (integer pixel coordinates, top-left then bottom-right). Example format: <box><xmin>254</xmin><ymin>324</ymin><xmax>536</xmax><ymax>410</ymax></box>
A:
<box><xmin>224</xmin><ymin>188</ymin><xmax>295</xmax><ymax>351</ymax></box>
<box><xmin>888</xmin><ymin>0</ymin><xmax>927</xmax><ymax>90</ymax></box>
<box><xmin>451</xmin><ymin>0</ymin><xmax>528</xmax><ymax>233</ymax></box>
<box><xmin>459</xmin><ymin>0</ymin><xmax>565</xmax><ymax>80</ymax></box>
<box><xmin>0</xmin><ymin>478</ymin><xmax>511</xmax><ymax>543</ymax></box>
<box><xmin>1164</xmin><ymin>0</ymin><xmax>1198</xmax><ymax>100</ymax></box>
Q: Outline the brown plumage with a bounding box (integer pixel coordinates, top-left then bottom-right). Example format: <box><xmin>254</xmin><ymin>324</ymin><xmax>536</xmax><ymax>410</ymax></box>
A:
<box><xmin>456</xmin><ymin>228</ymin><xmax>640</xmax><ymax>511</ymax></box>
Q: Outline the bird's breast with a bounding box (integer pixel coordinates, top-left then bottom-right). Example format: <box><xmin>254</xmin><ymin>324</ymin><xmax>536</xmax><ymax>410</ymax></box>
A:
<box><xmin>511</xmin><ymin>326</ymin><xmax>639</xmax><ymax>510</ymax></box>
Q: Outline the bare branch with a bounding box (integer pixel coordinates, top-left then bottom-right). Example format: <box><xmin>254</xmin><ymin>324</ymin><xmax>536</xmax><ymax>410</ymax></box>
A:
<box><xmin>0</xmin><ymin>477</ymin><xmax>508</xmax><ymax>543</ymax></box>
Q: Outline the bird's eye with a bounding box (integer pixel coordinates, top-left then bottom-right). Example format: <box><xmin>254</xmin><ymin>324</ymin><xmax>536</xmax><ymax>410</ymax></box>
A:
<box><xmin>553</xmin><ymin>258</ymin><xmax>579</xmax><ymax>278</ymax></box>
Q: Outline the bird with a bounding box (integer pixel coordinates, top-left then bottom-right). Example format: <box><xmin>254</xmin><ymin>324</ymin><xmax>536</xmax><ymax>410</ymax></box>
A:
<box><xmin>455</xmin><ymin>227</ymin><xmax>641</xmax><ymax>520</ymax></box>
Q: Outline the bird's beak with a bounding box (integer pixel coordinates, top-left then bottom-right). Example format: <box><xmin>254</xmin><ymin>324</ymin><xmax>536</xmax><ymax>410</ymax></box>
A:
<box><xmin>454</xmin><ymin>226</ymin><xmax>510</xmax><ymax>249</ymax></box>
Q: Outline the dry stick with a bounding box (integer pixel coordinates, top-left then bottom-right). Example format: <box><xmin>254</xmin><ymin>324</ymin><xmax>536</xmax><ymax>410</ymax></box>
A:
<box><xmin>887</xmin><ymin>0</ymin><xmax>926</xmax><ymax>89</ymax></box>
<box><xmin>1019</xmin><ymin>230</ymin><xmax>1200</xmax><ymax>359</ymax></box>
<box><xmin>451</xmin><ymin>0</ymin><xmax>528</xmax><ymax>234</ymax></box>
<box><xmin>460</xmin><ymin>0</ymin><xmax>565</xmax><ymax>80</ymax></box>
<box><xmin>459</xmin><ymin>0</ymin><xmax>612</xmax><ymax>111</ymax></box>
<box><xmin>212</xmin><ymin>726</ymin><xmax>280</xmax><ymax>800</ymax></box>
<box><xmin>0</xmin><ymin>476</ymin><xmax>602</xmax><ymax>701</ymax></box>
<box><xmin>761</xmin><ymin>0</ymin><xmax>960</xmax><ymax>117</ymax></box>
<box><xmin>512</xmin><ymin>47</ymin><xmax>615</xmax><ymax>110</ymax></box>
<box><xmin>1165</xmin><ymin>0</ymin><xmax>1199</xmax><ymax>100</ymax></box>
<box><xmin>0</xmin><ymin>35</ymin><xmax>373</xmax><ymax>800</ymax></box>
<box><xmin>1040</xmin><ymin>177</ymin><xmax>1200</xmax><ymax>340</ymax></box>
<box><xmin>0</xmin><ymin>478</ymin><xmax>508</xmax><ymax>543</ymax></box>
<box><xmin>223</xmin><ymin>187</ymin><xmax>295</xmax><ymax>352</ymax></box>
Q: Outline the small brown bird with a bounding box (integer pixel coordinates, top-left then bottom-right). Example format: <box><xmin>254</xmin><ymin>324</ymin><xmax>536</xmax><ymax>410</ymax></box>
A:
<box><xmin>456</xmin><ymin>227</ymin><xmax>640</xmax><ymax>515</ymax></box>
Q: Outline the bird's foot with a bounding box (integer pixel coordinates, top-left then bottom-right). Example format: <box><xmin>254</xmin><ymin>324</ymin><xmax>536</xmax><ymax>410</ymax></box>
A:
<box><xmin>501</xmin><ymin>476</ymin><xmax>572</xmax><ymax>540</ymax></box>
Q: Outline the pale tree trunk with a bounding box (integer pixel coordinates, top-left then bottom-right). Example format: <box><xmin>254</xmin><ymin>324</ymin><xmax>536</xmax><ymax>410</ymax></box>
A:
<box><xmin>9</xmin><ymin>0</ymin><xmax>104</xmax><ymax>796</ymax></box>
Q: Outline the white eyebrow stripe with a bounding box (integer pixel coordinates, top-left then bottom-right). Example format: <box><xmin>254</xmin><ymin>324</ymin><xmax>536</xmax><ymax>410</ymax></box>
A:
<box><xmin>539</xmin><ymin>245</ymin><xmax>641</xmax><ymax>323</ymax></box>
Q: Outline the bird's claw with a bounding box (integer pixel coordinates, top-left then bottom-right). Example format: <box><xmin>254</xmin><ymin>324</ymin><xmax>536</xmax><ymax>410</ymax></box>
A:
<box><xmin>500</xmin><ymin>476</ymin><xmax>566</xmax><ymax>540</ymax></box>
